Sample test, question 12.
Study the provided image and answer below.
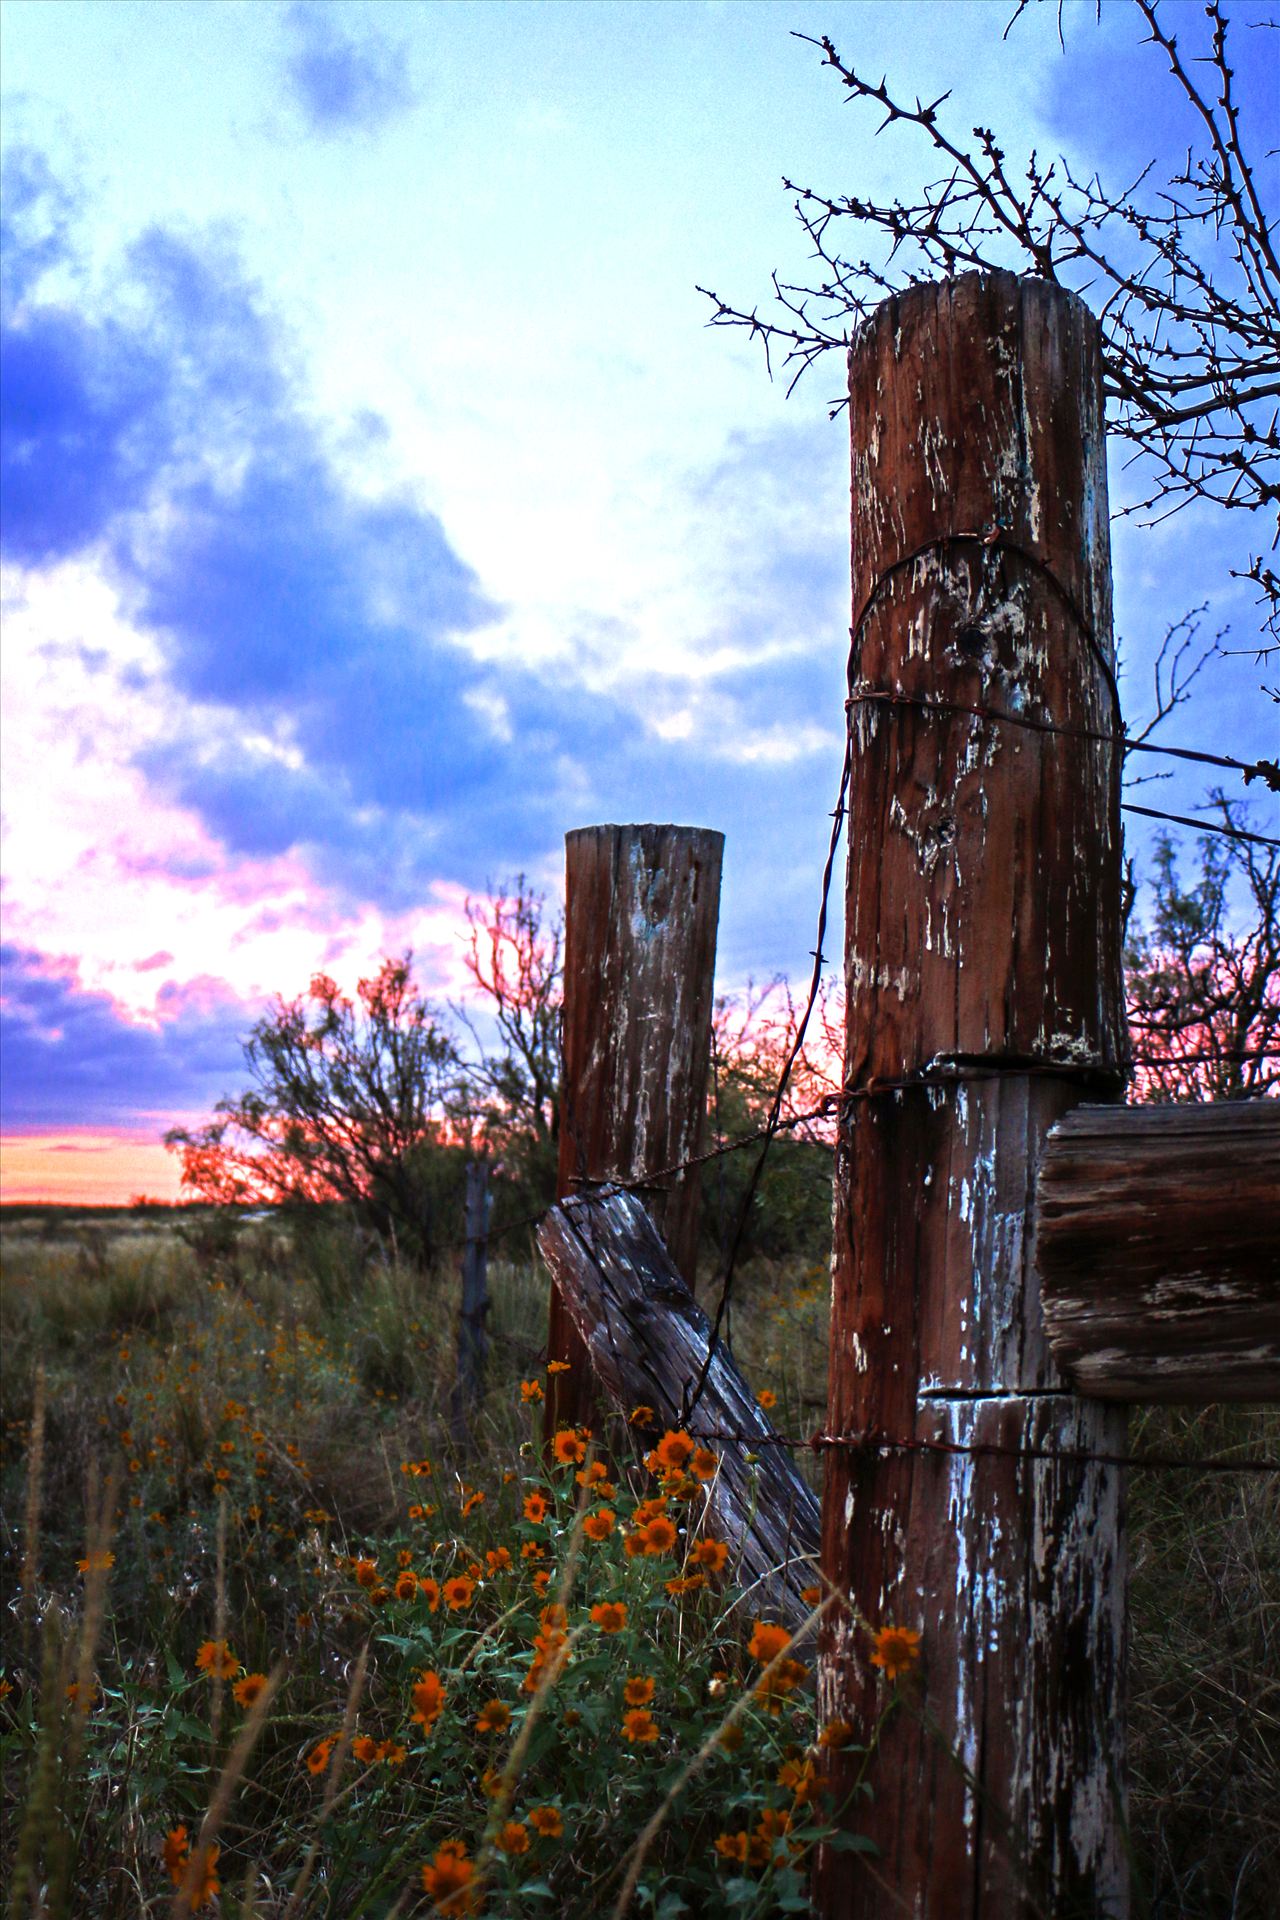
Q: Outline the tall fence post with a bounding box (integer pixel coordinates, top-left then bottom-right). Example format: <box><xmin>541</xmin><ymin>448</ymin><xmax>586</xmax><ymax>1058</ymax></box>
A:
<box><xmin>818</xmin><ymin>272</ymin><xmax>1130</xmax><ymax>1918</ymax></box>
<box><xmin>450</xmin><ymin>1158</ymin><xmax>492</xmax><ymax>1441</ymax></box>
<box><xmin>545</xmin><ymin>823</ymin><xmax>723</xmax><ymax>1440</ymax></box>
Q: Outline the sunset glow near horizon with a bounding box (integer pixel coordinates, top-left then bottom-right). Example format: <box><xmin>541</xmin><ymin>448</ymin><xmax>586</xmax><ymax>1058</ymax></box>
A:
<box><xmin>3</xmin><ymin>1</ymin><xmax>1276</xmax><ymax>1204</ymax></box>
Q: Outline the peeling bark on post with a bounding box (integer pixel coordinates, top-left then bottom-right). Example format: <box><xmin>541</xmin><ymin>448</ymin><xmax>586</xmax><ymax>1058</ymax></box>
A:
<box><xmin>538</xmin><ymin>1187</ymin><xmax>821</xmax><ymax>1627</ymax></box>
<box><xmin>546</xmin><ymin>824</ymin><xmax>723</xmax><ymax>1440</ymax></box>
<box><xmin>818</xmin><ymin>273</ymin><xmax>1129</xmax><ymax>1919</ymax></box>
<box><xmin>1036</xmin><ymin>1102</ymin><xmax>1280</xmax><ymax>1402</ymax></box>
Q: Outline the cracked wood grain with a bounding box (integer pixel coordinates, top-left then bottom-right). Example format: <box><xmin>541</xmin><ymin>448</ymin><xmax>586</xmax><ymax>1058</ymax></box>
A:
<box><xmin>538</xmin><ymin>1187</ymin><xmax>821</xmax><ymax>1629</ymax></box>
<box><xmin>818</xmin><ymin>272</ymin><xmax>1128</xmax><ymax>1920</ymax></box>
<box><xmin>546</xmin><ymin>824</ymin><xmax>723</xmax><ymax>1440</ymax></box>
<box><xmin>1036</xmin><ymin>1101</ymin><xmax>1280</xmax><ymax>1402</ymax></box>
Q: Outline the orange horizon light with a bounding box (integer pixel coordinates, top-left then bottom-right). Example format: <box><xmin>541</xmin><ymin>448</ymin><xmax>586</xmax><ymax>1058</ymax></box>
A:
<box><xmin>0</xmin><ymin>1132</ymin><xmax>186</xmax><ymax>1208</ymax></box>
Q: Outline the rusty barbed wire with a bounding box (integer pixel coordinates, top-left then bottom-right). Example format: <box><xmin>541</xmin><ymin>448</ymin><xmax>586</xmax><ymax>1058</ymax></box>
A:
<box><xmin>847</xmin><ymin>687</ymin><xmax>1280</xmax><ymax>798</ymax></box>
<box><xmin>675</xmin><ymin>1425</ymin><xmax>1280</xmax><ymax>1475</ymax></box>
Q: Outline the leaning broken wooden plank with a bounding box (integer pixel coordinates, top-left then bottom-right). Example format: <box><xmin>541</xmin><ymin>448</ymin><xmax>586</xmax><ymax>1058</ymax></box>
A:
<box><xmin>536</xmin><ymin>1186</ymin><xmax>821</xmax><ymax>1631</ymax></box>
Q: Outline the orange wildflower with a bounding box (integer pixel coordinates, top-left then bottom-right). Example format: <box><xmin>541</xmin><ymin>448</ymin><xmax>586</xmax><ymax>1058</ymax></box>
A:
<box><xmin>460</xmin><ymin>1490</ymin><xmax>486</xmax><ymax>1517</ymax></box>
<box><xmin>654</xmin><ymin>1429</ymin><xmax>695</xmax><ymax>1471</ymax></box>
<box><xmin>421</xmin><ymin>1840</ymin><xmax>475</xmax><ymax>1912</ymax></box>
<box><xmin>818</xmin><ymin>1717</ymin><xmax>856</xmax><ymax>1750</ymax></box>
<box><xmin>576</xmin><ymin>1458</ymin><xmax>612</xmax><ymax>1487</ymax></box>
<box><xmin>486</xmin><ymin>1546</ymin><xmax>513</xmax><ymax>1573</ymax></box>
<box><xmin>551</xmin><ymin>1428</ymin><xmax>586</xmax><ymax>1466</ymax></box>
<box><xmin>870</xmin><ymin>1623</ymin><xmax>922</xmax><ymax>1680</ymax></box>
<box><xmin>665</xmin><ymin>1573</ymin><xmax>705</xmax><ymax>1596</ymax></box>
<box><xmin>621</xmin><ymin>1707</ymin><xmax>659</xmax><ymax>1743</ymax></box>
<box><xmin>629</xmin><ymin>1405</ymin><xmax>655</xmax><ymax>1426</ymax></box>
<box><xmin>591</xmin><ymin>1600</ymin><xmax>628</xmax><ymax>1633</ymax></box>
<box><xmin>442</xmin><ymin>1575</ymin><xmax>475</xmax><ymax>1611</ymax></box>
<box><xmin>529</xmin><ymin>1805</ymin><xmax>564</xmax><ymax>1838</ymax></box>
<box><xmin>476</xmin><ymin>1699</ymin><xmax>512</xmax><ymax>1734</ymax></box>
<box><xmin>65</xmin><ymin>1679</ymin><xmax>98</xmax><ymax>1709</ymax></box>
<box><xmin>779</xmin><ymin>1754</ymin><xmax>822</xmax><ymax>1805</ymax></box>
<box><xmin>395</xmin><ymin>1570</ymin><xmax>419</xmax><ymax>1601</ymax></box>
<box><xmin>523</xmin><ymin>1490</ymin><xmax>550</xmax><ymax>1524</ymax></box>
<box><xmin>352</xmin><ymin>1734</ymin><xmax>379</xmax><ymax>1764</ymax></box>
<box><xmin>755</xmin><ymin>1657</ymin><xmax>808</xmax><ymax>1713</ymax></box>
<box><xmin>519</xmin><ymin>1379</ymin><xmax>544</xmax><ymax>1402</ymax></box>
<box><xmin>632</xmin><ymin>1495</ymin><xmax>669</xmax><ymax>1525</ymax></box>
<box><xmin>76</xmin><ymin>1550</ymin><xmax>115</xmax><ymax>1574</ymax></box>
<box><xmin>546</xmin><ymin>1360</ymin><xmax>571</xmax><ymax>1373</ymax></box>
<box><xmin>163</xmin><ymin>1826</ymin><xmax>190</xmax><ymax>1886</ymax></box>
<box><xmin>305</xmin><ymin>1738</ymin><xmax>333</xmax><ymax>1775</ymax></box>
<box><xmin>641</xmin><ymin>1515</ymin><xmax>678</xmax><ymax>1556</ymax></box>
<box><xmin>520</xmin><ymin>1540</ymin><xmax>545</xmax><ymax>1560</ymax></box>
<box><xmin>540</xmin><ymin>1602</ymin><xmax>569</xmax><ymax>1631</ymax></box>
<box><xmin>690</xmin><ymin>1447</ymin><xmax>720</xmax><ymax>1482</ymax></box>
<box><xmin>623</xmin><ymin>1675</ymin><xmax>655</xmax><ymax>1706</ymax></box>
<box><xmin>756</xmin><ymin>1388</ymin><xmax>777</xmax><ymax>1410</ymax></box>
<box><xmin>623</xmin><ymin>1531</ymin><xmax>648</xmax><ymax>1560</ymax></box>
<box><xmin>532</xmin><ymin>1569</ymin><xmax>551</xmax><ymax>1595</ymax></box>
<box><xmin>232</xmin><ymin>1672</ymin><xmax>268</xmax><ymax>1709</ymax></box>
<box><xmin>411</xmin><ymin>1670</ymin><xmax>447</xmax><ymax>1727</ymax></box>
<box><xmin>181</xmin><ymin>1843</ymin><xmax>221</xmax><ymax>1911</ymax></box>
<box><xmin>801</xmin><ymin>1584</ymin><xmax>822</xmax><ymax>1606</ymax></box>
<box><xmin>195</xmin><ymin>1639</ymin><xmax>240</xmax><ymax>1680</ymax></box>
<box><xmin>747</xmin><ymin>1621</ymin><xmax>791</xmax><ymax>1663</ymax></box>
<box><xmin>496</xmin><ymin>1821</ymin><xmax>530</xmax><ymax>1856</ymax></box>
<box><xmin>377</xmin><ymin>1739</ymin><xmax>407</xmax><ymax>1765</ymax></box>
<box><xmin>691</xmin><ymin>1536</ymin><xmax>729</xmax><ymax>1572</ymax></box>
<box><xmin>353</xmin><ymin>1558</ymin><xmax>379</xmax><ymax>1589</ymax></box>
<box><xmin>583</xmin><ymin>1508</ymin><xmax>616</xmax><ymax>1541</ymax></box>
<box><xmin>715</xmin><ymin>1830</ymin><xmax>750</xmax><ymax>1863</ymax></box>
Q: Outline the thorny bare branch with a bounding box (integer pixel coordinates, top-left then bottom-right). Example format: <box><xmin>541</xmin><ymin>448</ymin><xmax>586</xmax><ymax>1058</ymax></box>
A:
<box><xmin>699</xmin><ymin>0</ymin><xmax>1279</xmax><ymax>634</ymax></box>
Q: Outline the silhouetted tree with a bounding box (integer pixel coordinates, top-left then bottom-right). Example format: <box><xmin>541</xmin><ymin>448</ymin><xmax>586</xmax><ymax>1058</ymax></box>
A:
<box><xmin>1125</xmin><ymin>796</ymin><xmax>1280</xmax><ymax>1100</ymax></box>
<box><xmin>164</xmin><ymin>956</ymin><xmax>463</xmax><ymax>1261</ymax></box>
<box><xmin>453</xmin><ymin>877</ymin><xmax>563</xmax><ymax>1212</ymax></box>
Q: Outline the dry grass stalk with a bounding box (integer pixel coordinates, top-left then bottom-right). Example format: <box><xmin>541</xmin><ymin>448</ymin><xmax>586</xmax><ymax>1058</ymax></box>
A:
<box><xmin>170</xmin><ymin>1664</ymin><xmax>284</xmax><ymax>1920</ymax></box>
<box><xmin>610</xmin><ymin>1587</ymin><xmax>841</xmax><ymax>1920</ymax></box>
<box><xmin>210</xmin><ymin>1492</ymin><xmax>229</xmax><ymax>1751</ymax></box>
<box><xmin>279</xmin><ymin>1645</ymin><xmax>369</xmax><ymax>1920</ymax></box>
<box><xmin>20</xmin><ymin>1364</ymin><xmax>46</xmax><ymax>1653</ymax></box>
<box><xmin>468</xmin><ymin>1457</ymin><xmax>594</xmax><ymax>1905</ymax></box>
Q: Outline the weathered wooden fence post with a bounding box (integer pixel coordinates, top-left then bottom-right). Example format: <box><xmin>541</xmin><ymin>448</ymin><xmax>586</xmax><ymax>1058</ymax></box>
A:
<box><xmin>818</xmin><ymin>272</ymin><xmax>1130</xmax><ymax>1918</ymax></box>
<box><xmin>545</xmin><ymin>824</ymin><xmax>723</xmax><ymax>1439</ymax></box>
<box><xmin>450</xmin><ymin>1158</ymin><xmax>492</xmax><ymax>1440</ymax></box>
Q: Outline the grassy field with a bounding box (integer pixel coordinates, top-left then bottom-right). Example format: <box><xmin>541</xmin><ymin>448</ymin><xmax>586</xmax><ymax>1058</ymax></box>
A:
<box><xmin>0</xmin><ymin>1208</ymin><xmax>1275</xmax><ymax>1917</ymax></box>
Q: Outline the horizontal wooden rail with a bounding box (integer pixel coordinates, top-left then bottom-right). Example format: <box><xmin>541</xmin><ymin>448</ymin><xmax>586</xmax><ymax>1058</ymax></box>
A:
<box><xmin>1035</xmin><ymin>1102</ymin><xmax>1280</xmax><ymax>1402</ymax></box>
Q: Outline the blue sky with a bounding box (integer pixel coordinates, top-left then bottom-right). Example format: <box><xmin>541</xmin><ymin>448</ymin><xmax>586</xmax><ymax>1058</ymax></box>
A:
<box><xmin>2</xmin><ymin>0</ymin><xmax>1276</xmax><ymax>1198</ymax></box>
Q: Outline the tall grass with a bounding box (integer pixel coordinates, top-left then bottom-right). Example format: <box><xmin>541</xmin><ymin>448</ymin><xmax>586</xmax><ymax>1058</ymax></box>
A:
<box><xmin>0</xmin><ymin>1213</ymin><xmax>851</xmax><ymax>1917</ymax></box>
<box><xmin>1</xmin><ymin>1210</ymin><xmax>1275</xmax><ymax>1916</ymax></box>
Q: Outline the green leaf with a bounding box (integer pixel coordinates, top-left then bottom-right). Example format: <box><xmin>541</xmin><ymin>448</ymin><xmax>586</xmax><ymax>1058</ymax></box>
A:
<box><xmin>825</xmin><ymin>1829</ymin><xmax>879</xmax><ymax>1853</ymax></box>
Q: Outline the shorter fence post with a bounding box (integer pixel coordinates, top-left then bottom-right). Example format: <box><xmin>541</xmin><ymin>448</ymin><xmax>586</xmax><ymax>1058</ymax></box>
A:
<box><xmin>546</xmin><ymin>823</ymin><xmax>723</xmax><ymax>1441</ymax></box>
<box><xmin>450</xmin><ymin>1158</ymin><xmax>492</xmax><ymax>1440</ymax></box>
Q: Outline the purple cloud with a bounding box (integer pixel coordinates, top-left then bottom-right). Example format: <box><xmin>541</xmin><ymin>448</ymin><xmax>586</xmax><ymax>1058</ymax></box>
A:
<box><xmin>281</xmin><ymin>3</ymin><xmax>417</xmax><ymax>138</ymax></box>
<box><xmin>0</xmin><ymin>944</ymin><xmax>252</xmax><ymax>1131</ymax></box>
